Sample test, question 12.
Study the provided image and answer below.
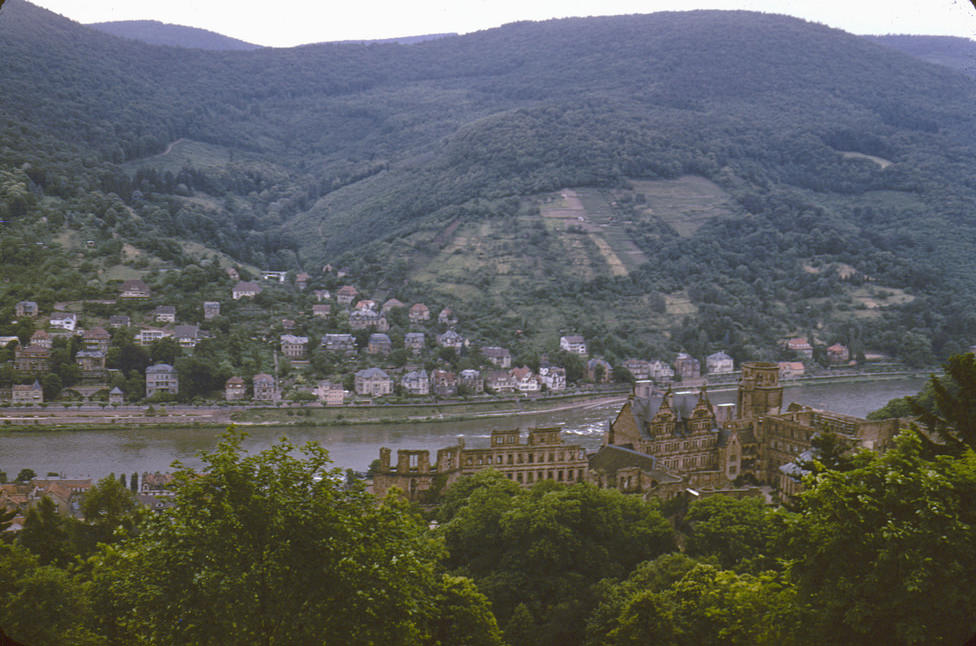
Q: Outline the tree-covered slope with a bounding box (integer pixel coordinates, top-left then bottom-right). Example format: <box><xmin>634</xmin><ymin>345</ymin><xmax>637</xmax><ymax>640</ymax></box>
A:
<box><xmin>870</xmin><ymin>34</ymin><xmax>976</xmax><ymax>77</ymax></box>
<box><xmin>2</xmin><ymin>0</ymin><xmax>976</xmax><ymax>363</ymax></box>
<box><xmin>85</xmin><ymin>20</ymin><xmax>262</xmax><ymax>51</ymax></box>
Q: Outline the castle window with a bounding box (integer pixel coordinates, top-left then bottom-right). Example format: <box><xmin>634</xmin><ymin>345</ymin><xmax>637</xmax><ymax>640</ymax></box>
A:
<box><xmin>517</xmin><ymin>472</ymin><xmax>524</xmax><ymax>483</ymax></box>
<box><xmin>558</xmin><ymin>470</ymin><xmax>564</xmax><ymax>481</ymax></box>
<box><xmin>409</xmin><ymin>454</ymin><xmax>418</xmax><ymax>468</ymax></box>
<box><xmin>518</xmin><ymin>453</ymin><xmax>524</xmax><ymax>464</ymax></box>
<box><xmin>528</xmin><ymin>453</ymin><xmax>534</xmax><ymax>464</ymax></box>
<box><xmin>508</xmin><ymin>454</ymin><xmax>514</xmax><ymax>465</ymax></box>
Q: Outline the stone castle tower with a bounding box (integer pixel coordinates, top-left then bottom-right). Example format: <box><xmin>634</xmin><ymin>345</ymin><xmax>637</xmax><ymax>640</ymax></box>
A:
<box><xmin>736</xmin><ymin>362</ymin><xmax>783</xmax><ymax>420</ymax></box>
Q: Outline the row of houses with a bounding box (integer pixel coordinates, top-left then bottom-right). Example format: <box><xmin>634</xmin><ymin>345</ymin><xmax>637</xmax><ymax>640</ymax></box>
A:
<box><xmin>351</xmin><ymin>363</ymin><xmax>568</xmax><ymax>398</ymax></box>
<box><xmin>784</xmin><ymin>337</ymin><xmax>851</xmax><ymax>363</ymax></box>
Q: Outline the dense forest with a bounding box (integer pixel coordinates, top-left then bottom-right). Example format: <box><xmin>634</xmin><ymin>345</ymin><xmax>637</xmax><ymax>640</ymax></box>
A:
<box><xmin>2</xmin><ymin>361</ymin><xmax>976</xmax><ymax>645</ymax></box>
<box><xmin>2</xmin><ymin>0</ymin><xmax>976</xmax><ymax>364</ymax></box>
<box><xmin>85</xmin><ymin>20</ymin><xmax>262</xmax><ymax>51</ymax></box>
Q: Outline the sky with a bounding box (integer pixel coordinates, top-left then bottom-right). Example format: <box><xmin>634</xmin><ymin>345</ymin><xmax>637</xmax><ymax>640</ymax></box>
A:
<box><xmin>24</xmin><ymin>0</ymin><xmax>976</xmax><ymax>48</ymax></box>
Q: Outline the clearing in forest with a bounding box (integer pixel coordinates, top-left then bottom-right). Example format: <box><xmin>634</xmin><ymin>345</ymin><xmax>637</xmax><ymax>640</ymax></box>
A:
<box><xmin>839</xmin><ymin>151</ymin><xmax>893</xmax><ymax>169</ymax></box>
<box><xmin>122</xmin><ymin>139</ymin><xmax>235</xmax><ymax>175</ymax></box>
<box><xmin>540</xmin><ymin>188</ymin><xmax>646</xmax><ymax>276</ymax></box>
<box><xmin>629</xmin><ymin>175</ymin><xmax>736</xmax><ymax>238</ymax></box>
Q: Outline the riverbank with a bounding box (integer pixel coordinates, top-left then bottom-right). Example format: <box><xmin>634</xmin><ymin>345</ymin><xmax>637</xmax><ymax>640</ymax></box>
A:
<box><xmin>0</xmin><ymin>377</ymin><xmax>928</xmax><ymax>477</ymax></box>
<box><xmin>0</xmin><ymin>391</ymin><xmax>631</xmax><ymax>431</ymax></box>
<box><xmin>0</xmin><ymin>370</ymin><xmax>932</xmax><ymax>431</ymax></box>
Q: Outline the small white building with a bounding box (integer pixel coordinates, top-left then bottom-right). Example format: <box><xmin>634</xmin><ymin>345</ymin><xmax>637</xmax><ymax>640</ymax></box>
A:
<box><xmin>706</xmin><ymin>351</ymin><xmax>734</xmax><ymax>375</ymax></box>
<box><xmin>559</xmin><ymin>335</ymin><xmax>587</xmax><ymax>355</ymax></box>
<box><xmin>49</xmin><ymin>313</ymin><xmax>77</xmax><ymax>331</ymax></box>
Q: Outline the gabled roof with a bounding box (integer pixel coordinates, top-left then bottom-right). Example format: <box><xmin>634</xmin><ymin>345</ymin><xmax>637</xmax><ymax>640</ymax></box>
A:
<box><xmin>174</xmin><ymin>325</ymin><xmax>199</xmax><ymax>338</ymax></box>
<box><xmin>357</xmin><ymin>367</ymin><xmax>390</xmax><ymax>379</ymax></box>
<box><xmin>588</xmin><ymin>445</ymin><xmax>682</xmax><ymax>484</ymax></box>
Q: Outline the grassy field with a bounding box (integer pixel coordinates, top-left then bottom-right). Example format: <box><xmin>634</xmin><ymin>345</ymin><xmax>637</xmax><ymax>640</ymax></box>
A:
<box><xmin>230</xmin><ymin>392</ymin><xmax>627</xmax><ymax>425</ymax></box>
<box><xmin>122</xmin><ymin>139</ymin><xmax>234</xmax><ymax>175</ymax></box>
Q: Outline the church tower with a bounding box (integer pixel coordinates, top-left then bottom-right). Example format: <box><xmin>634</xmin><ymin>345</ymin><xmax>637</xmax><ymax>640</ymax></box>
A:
<box><xmin>737</xmin><ymin>362</ymin><xmax>783</xmax><ymax>420</ymax></box>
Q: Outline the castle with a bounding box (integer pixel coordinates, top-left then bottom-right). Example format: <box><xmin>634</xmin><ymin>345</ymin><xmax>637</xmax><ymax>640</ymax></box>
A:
<box><xmin>372</xmin><ymin>362</ymin><xmax>901</xmax><ymax>501</ymax></box>
<box><xmin>371</xmin><ymin>427</ymin><xmax>589</xmax><ymax>502</ymax></box>
<box><xmin>596</xmin><ymin>362</ymin><xmax>900</xmax><ymax>497</ymax></box>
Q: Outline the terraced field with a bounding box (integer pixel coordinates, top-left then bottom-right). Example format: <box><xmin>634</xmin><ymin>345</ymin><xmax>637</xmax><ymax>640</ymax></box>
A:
<box><xmin>629</xmin><ymin>175</ymin><xmax>737</xmax><ymax>238</ymax></box>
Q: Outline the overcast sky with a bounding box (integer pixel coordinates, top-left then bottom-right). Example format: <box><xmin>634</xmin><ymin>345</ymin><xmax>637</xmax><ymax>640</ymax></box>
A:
<box><xmin>25</xmin><ymin>0</ymin><xmax>976</xmax><ymax>48</ymax></box>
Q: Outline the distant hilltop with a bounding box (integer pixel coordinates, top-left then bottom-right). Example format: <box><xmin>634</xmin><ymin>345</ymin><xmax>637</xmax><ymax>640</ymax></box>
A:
<box><xmin>86</xmin><ymin>20</ymin><xmax>262</xmax><ymax>50</ymax></box>
<box><xmin>86</xmin><ymin>19</ymin><xmax>456</xmax><ymax>50</ymax></box>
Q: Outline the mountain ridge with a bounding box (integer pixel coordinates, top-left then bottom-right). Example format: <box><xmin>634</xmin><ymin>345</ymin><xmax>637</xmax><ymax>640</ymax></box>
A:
<box><xmin>85</xmin><ymin>19</ymin><xmax>262</xmax><ymax>51</ymax></box>
<box><xmin>2</xmin><ymin>0</ymin><xmax>976</xmax><ymax>363</ymax></box>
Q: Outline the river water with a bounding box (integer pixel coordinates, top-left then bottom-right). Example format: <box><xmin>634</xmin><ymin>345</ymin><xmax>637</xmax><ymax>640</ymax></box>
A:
<box><xmin>0</xmin><ymin>378</ymin><xmax>926</xmax><ymax>479</ymax></box>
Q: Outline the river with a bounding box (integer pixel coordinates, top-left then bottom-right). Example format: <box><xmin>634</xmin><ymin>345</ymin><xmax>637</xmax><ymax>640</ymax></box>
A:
<box><xmin>0</xmin><ymin>377</ymin><xmax>926</xmax><ymax>479</ymax></box>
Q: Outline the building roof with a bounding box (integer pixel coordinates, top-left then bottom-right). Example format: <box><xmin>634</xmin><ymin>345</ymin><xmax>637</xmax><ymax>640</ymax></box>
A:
<box><xmin>588</xmin><ymin>444</ymin><xmax>682</xmax><ymax>484</ymax></box>
<box><xmin>356</xmin><ymin>367</ymin><xmax>390</xmax><ymax>379</ymax></box>
<box><xmin>121</xmin><ymin>279</ymin><xmax>149</xmax><ymax>290</ymax></box>
<box><xmin>146</xmin><ymin>363</ymin><xmax>175</xmax><ymax>373</ymax></box>
<box><xmin>174</xmin><ymin>325</ymin><xmax>199</xmax><ymax>338</ymax></box>
<box><xmin>252</xmin><ymin>373</ymin><xmax>274</xmax><ymax>383</ymax></box>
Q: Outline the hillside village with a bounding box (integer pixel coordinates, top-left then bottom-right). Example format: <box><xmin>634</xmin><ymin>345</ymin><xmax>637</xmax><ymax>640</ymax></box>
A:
<box><xmin>0</xmin><ymin>262</ymin><xmax>874</xmax><ymax>407</ymax></box>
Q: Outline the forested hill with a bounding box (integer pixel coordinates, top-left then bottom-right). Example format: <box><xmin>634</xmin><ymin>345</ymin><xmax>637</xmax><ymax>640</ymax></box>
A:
<box><xmin>870</xmin><ymin>35</ymin><xmax>976</xmax><ymax>77</ymax></box>
<box><xmin>2</xmin><ymin>0</ymin><xmax>976</xmax><ymax>364</ymax></box>
<box><xmin>85</xmin><ymin>20</ymin><xmax>262</xmax><ymax>51</ymax></box>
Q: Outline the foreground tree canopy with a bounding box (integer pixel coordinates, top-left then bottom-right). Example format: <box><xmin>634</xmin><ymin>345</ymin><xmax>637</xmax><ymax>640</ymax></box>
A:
<box><xmin>89</xmin><ymin>431</ymin><xmax>502</xmax><ymax>646</ymax></box>
<box><xmin>5</xmin><ymin>353</ymin><xmax>976</xmax><ymax>646</ymax></box>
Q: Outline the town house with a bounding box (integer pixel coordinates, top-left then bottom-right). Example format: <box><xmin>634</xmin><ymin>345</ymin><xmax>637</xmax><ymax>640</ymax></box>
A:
<box><xmin>280</xmin><ymin>335</ymin><xmax>309</xmax><ymax>360</ymax></box>
<box><xmin>146</xmin><ymin>363</ymin><xmax>179</xmax><ymax>398</ymax></box>
<box><xmin>401</xmin><ymin>369</ymin><xmax>430</xmax><ymax>396</ymax></box>
<box><xmin>355</xmin><ymin>368</ymin><xmax>393</xmax><ymax>397</ymax></box>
